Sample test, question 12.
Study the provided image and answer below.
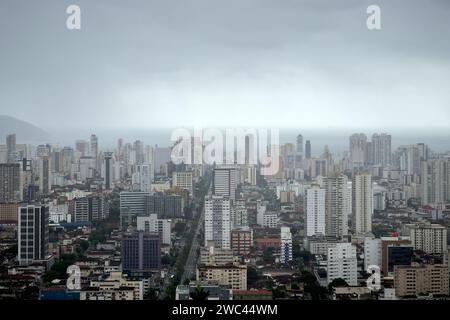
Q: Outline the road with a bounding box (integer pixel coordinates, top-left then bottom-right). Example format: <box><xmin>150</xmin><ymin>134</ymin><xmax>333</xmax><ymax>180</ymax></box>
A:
<box><xmin>180</xmin><ymin>177</ymin><xmax>211</xmax><ymax>284</ymax></box>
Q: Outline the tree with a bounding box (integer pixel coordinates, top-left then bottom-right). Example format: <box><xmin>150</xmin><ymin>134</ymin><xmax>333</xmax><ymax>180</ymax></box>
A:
<box><xmin>189</xmin><ymin>283</ymin><xmax>209</xmax><ymax>301</ymax></box>
<box><xmin>328</xmin><ymin>278</ymin><xmax>349</xmax><ymax>293</ymax></box>
<box><xmin>247</xmin><ymin>266</ymin><xmax>260</xmax><ymax>286</ymax></box>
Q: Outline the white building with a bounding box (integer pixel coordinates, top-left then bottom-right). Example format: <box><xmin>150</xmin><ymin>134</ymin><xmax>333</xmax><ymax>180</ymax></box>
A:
<box><xmin>262</xmin><ymin>212</ymin><xmax>278</xmax><ymax>229</ymax></box>
<box><xmin>280</xmin><ymin>226</ymin><xmax>293</xmax><ymax>264</ymax></box>
<box><xmin>205</xmin><ymin>195</ymin><xmax>231</xmax><ymax>249</ymax></box>
<box><xmin>306</xmin><ymin>185</ymin><xmax>326</xmax><ymax>237</ymax></box>
<box><xmin>363</xmin><ymin>237</ymin><xmax>382</xmax><ymax>271</ymax></box>
<box><xmin>213</xmin><ymin>167</ymin><xmax>237</xmax><ymax>200</ymax></box>
<box><xmin>352</xmin><ymin>173</ymin><xmax>373</xmax><ymax>235</ymax></box>
<box><xmin>327</xmin><ymin>243</ymin><xmax>357</xmax><ymax>286</ymax></box>
<box><xmin>407</xmin><ymin>223</ymin><xmax>447</xmax><ymax>254</ymax></box>
<box><xmin>136</xmin><ymin>214</ymin><xmax>171</xmax><ymax>245</ymax></box>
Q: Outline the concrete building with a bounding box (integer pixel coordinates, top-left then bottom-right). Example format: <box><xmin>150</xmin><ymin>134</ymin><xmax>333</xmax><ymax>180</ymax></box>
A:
<box><xmin>18</xmin><ymin>204</ymin><xmax>49</xmax><ymax>265</ymax></box>
<box><xmin>406</xmin><ymin>223</ymin><xmax>447</xmax><ymax>255</ymax></box>
<box><xmin>364</xmin><ymin>237</ymin><xmax>382</xmax><ymax>271</ymax></box>
<box><xmin>204</xmin><ymin>195</ymin><xmax>231</xmax><ymax>249</ymax></box>
<box><xmin>230</xmin><ymin>227</ymin><xmax>252</xmax><ymax>257</ymax></box>
<box><xmin>327</xmin><ymin>243</ymin><xmax>357</xmax><ymax>286</ymax></box>
<box><xmin>122</xmin><ymin>231</ymin><xmax>161</xmax><ymax>273</ymax></box>
<box><xmin>119</xmin><ymin>191</ymin><xmax>149</xmax><ymax>230</ymax></box>
<box><xmin>0</xmin><ymin>163</ymin><xmax>22</xmax><ymax>202</ymax></box>
<box><xmin>172</xmin><ymin>171</ymin><xmax>194</xmax><ymax>196</ymax></box>
<box><xmin>213</xmin><ymin>166</ymin><xmax>237</xmax><ymax>200</ymax></box>
<box><xmin>197</xmin><ymin>263</ymin><xmax>247</xmax><ymax>290</ymax></box>
<box><xmin>305</xmin><ymin>185</ymin><xmax>326</xmax><ymax>237</ymax></box>
<box><xmin>89</xmin><ymin>272</ymin><xmax>144</xmax><ymax>300</ymax></box>
<box><xmin>136</xmin><ymin>214</ymin><xmax>171</xmax><ymax>245</ymax></box>
<box><xmin>394</xmin><ymin>264</ymin><xmax>449</xmax><ymax>298</ymax></box>
<box><xmin>352</xmin><ymin>173</ymin><xmax>373</xmax><ymax>235</ymax></box>
<box><xmin>176</xmin><ymin>281</ymin><xmax>232</xmax><ymax>300</ymax></box>
<box><xmin>280</xmin><ymin>226</ymin><xmax>293</xmax><ymax>264</ymax></box>
<box><xmin>322</xmin><ymin>174</ymin><xmax>349</xmax><ymax>237</ymax></box>
<box><xmin>200</xmin><ymin>241</ymin><xmax>235</xmax><ymax>265</ymax></box>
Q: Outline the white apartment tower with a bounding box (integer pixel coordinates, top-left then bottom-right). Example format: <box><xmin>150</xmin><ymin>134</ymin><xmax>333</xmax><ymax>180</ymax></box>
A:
<box><xmin>306</xmin><ymin>185</ymin><xmax>326</xmax><ymax>237</ymax></box>
<box><xmin>352</xmin><ymin>173</ymin><xmax>373</xmax><ymax>234</ymax></box>
<box><xmin>327</xmin><ymin>243</ymin><xmax>357</xmax><ymax>286</ymax></box>
<box><xmin>205</xmin><ymin>195</ymin><xmax>231</xmax><ymax>249</ymax></box>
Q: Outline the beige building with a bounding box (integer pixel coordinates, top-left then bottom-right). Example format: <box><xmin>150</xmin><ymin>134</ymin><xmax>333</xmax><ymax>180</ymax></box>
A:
<box><xmin>406</xmin><ymin>223</ymin><xmax>447</xmax><ymax>254</ymax></box>
<box><xmin>172</xmin><ymin>171</ymin><xmax>194</xmax><ymax>195</ymax></box>
<box><xmin>394</xmin><ymin>264</ymin><xmax>449</xmax><ymax>298</ymax></box>
<box><xmin>0</xmin><ymin>202</ymin><xmax>20</xmax><ymax>223</ymax></box>
<box><xmin>197</xmin><ymin>263</ymin><xmax>247</xmax><ymax>290</ymax></box>
<box><xmin>88</xmin><ymin>272</ymin><xmax>144</xmax><ymax>300</ymax></box>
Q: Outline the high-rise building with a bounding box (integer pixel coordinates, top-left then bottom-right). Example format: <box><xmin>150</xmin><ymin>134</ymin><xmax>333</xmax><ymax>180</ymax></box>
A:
<box><xmin>6</xmin><ymin>134</ymin><xmax>16</xmax><ymax>163</ymax></box>
<box><xmin>349</xmin><ymin>133</ymin><xmax>367</xmax><ymax>168</ymax></box>
<box><xmin>213</xmin><ymin>167</ymin><xmax>237</xmax><ymax>200</ymax></box>
<box><xmin>406</xmin><ymin>223</ymin><xmax>447</xmax><ymax>254</ymax></box>
<box><xmin>352</xmin><ymin>173</ymin><xmax>373</xmax><ymax>234</ymax></box>
<box><xmin>306</xmin><ymin>185</ymin><xmax>326</xmax><ymax>237</ymax></box>
<box><xmin>231</xmin><ymin>199</ymin><xmax>248</xmax><ymax>228</ymax></box>
<box><xmin>122</xmin><ymin>231</ymin><xmax>161</xmax><ymax>273</ymax></box>
<box><xmin>322</xmin><ymin>174</ymin><xmax>349</xmax><ymax>238</ymax></box>
<box><xmin>230</xmin><ymin>227</ymin><xmax>252</xmax><ymax>257</ymax></box>
<box><xmin>280</xmin><ymin>226</ymin><xmax>293</xmax><ymax>264</ymax></box>
<box><xmin>363</xmin><ymin>237</ymin><xmax>382</xmax><ymax>271</ymax></box>
<box><xmin>137</xmin><ymin>214</ymin><xmax>171</xmax><ymax>245</ymax></box>
<box><xmin>133</xmin><ymin>164</ymin><xmax>153</xmax><ymax>192</ymax></box>
<box><xmin>0</xmin><ymin>163</ymin><xmax>22</xmax><ymax>202</ymax></box>
<box><xmin>103</xmin><ymin>152</ymin><xmax>113</xmax><ymax>190</ymax></box>
<box><xmin>295</xmin><ymin>134</ymin><xmax>303</xmax><ymax>168</ymax></box>
<box><xmin>147</xmin><ymin>194</ymin><xmax>184</xmax><ymax>218</ymax></box>
<box><xmin>133</xmin><ymin>140</ymin><xmax>145</xmax><ymax>165</ymax></box>
<box><xmin>394</xmin><ymin>264</ymin><xmax>449</xmax><ymax>298</ymax></box>
<box><xmin>371</xmin><ymin>133</ymin><xmax>391</xmax><ymax>167</ymax></box>
<box><xmin>420</xmin><ymin>158</ymin><xmax>450</xmax><ymax>205</ymax></box>
<box><xmin>327</xmin><ymin>243</ymin><xmax>357</xmax><ymax>286</ymax></box>
<box><xmin>120</xmin><ymin>191</ymin><xmax>150</xmax><ymax>230</ymax></box>
<box><xmin>172</xmin><ymin>171</ymin><xmax>194</xmax><ymax>195</ymax></box>
<box><xmin>305</xmin><ymin>140</ymin><xmax>311</xmax><ymax>159</ymax></box>
<box><xmin>90</xmin><ymin>134</ymin><xmax>98</xmax><ymax>166</ymax></box>
<box><xmin>38</xmin><ymin>155</ymin><xmax>51</xmax><ymax>195</ymax></box>
<box><xmin>75</xmin><ymin>140</ymin><xmax>89</xmax><ymax>157</ymax></box>
<box><xmin>18</xmin><ymin>204</ymin><xmax>49</xmax><ymax>265</ymax></box>
<box><xmin>204</xmin><ymin>195</ymin><xmax>231</xmax><ymax>249</ymax></box>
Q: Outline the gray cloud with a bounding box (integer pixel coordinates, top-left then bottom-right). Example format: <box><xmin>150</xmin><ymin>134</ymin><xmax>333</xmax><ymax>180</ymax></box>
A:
<box><xmin>0</xmin><ymin>0</ymin><xmax>449</xmax><ymax>130</ymax></box>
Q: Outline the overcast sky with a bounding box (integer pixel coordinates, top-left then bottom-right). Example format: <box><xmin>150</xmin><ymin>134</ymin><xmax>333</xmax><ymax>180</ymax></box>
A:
<box><xmin>0</xmin><ymin>0</ymin><xmax>449</xmax><ymax>130</ymax></box>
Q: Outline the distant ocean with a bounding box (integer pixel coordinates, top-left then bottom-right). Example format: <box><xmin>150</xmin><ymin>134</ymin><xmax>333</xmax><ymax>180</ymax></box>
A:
<box><xmin>46</xmin><ymin>127</ymin><xmax>450</xmax><ymax>156</ymax></box>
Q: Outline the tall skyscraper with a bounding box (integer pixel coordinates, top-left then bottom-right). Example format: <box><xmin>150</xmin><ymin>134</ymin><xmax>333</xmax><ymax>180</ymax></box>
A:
<box><xmin>133</xmin><ymin>140</ymin><xmax>145</xmax><ymax>165</ymax></box>
<box><xmin>6</xmin><ymin>134</ymin><xmax>16</xmax><ymax>163</ymax></box>
<box><xmin>120</xmin><ymin>191</ymin><xmax>150</xmax><ymax>230</ymax></box>
<box><xmin>0</xmin><ymin>163</ymin><xmax>22</xmax><ymax>202</ymax></box>
<box><xmin>204</xmin><ymin>195</ymin><xmax>231</xmax><ymax>249</ymax></box>
<box><xmin>103</xmin><ymin>152</ymin><xmax>113</xmax><ymax>190</ymax></box>
<box><xmin>295</xmin><ymin>134</ymin><xmax>303</xmax><ymax>168</ymax></box>
<box><xmin>352</xmin><ymin>173</ymin><xmax>373</xmax><ymax>234</ymax></box>
<box><xmin>305</xmin><ymin>140</ymin><xmax>311</xmax><ymax>159</ymax></box>
<box><xmin>75</xmin><ymin>140</ymin><xmax>89</xmax><ymax>157</ymax></box>
<box><xmin>38</xmin><ymin>155</ymin><xmax>51</xmax><ymax>195</ymax></box>
<box><xmin>306</xmin><ymin>185</ymin><xmax>326</xmax><ymax>237</ymax></box>
<box><xmin>122</xmin><ymin>231</ymin><xmax>161</xmax><ymax>273</ymax></box>
<box><xmin>213</xmin><ymin>166</ymin><xmax>237</xmax><ymax>201</ymax></box>
<box><xmin>18</xmin><ymin>204</ymin><xmax>49</xmax><ymax>265</ymax></box>
<box><xmin>349</xmin><ymin>133</ymin><xmax>367</xmax><ymax>168</ymax></box>
<box><xmin>371</xmin><ymin>133</ymin><xmax>392</xmax><ymax>167</ymax></box>
<box><xmin>280</xmin><ymin>226</ymin><xmax>293</xmax><ymax>264</ymax></box>
<box><xmin>420</xmin><ymin>158</ymin><xmax>450</xmax><ymax>205</ymax></box>
<box><xmin>327</xmin><ymin>243</ymin><xmax>357</xmax><ymax>286</ymax></box>
<box><xmin>322</xmin><ymin>174</ymin><xmax>349</xmax><ymax>238</ymax></box>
